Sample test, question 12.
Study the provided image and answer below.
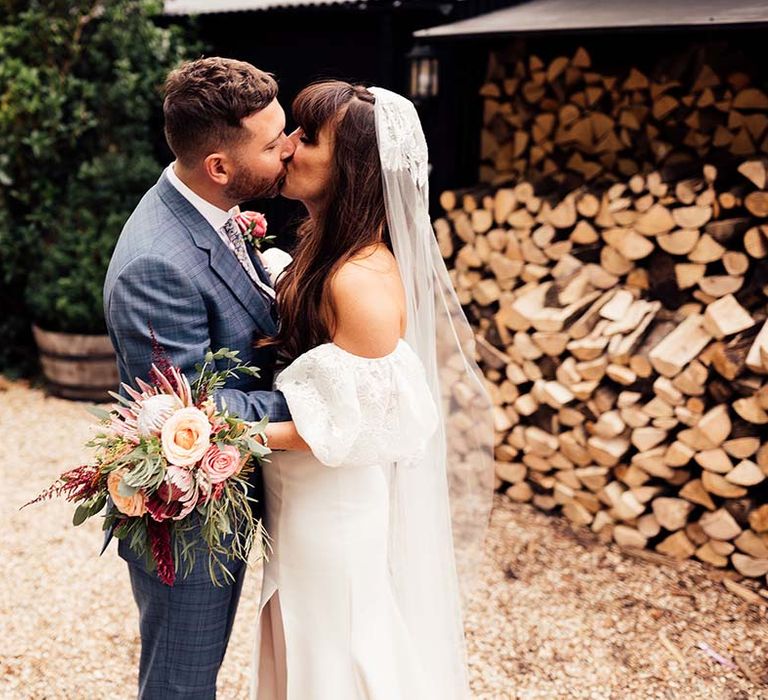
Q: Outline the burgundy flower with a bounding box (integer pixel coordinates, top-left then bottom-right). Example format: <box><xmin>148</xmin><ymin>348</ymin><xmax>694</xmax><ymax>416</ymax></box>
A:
<box><xmin>147</xmin><ymin>519</ymin><xmax>175</xmax><ymax>586</ymax></box>
<box><xmin>148</xmin><ymin>321</ymin><xmax>178</xmax><ymax>391</ymax></box>
<box><xmin>22</xmin><ymin>464</ymin><xmax>100</xmax><ymax>508</ymax></box>
<box><xmin>145</xmin><ymin>484</ymin><xmax>184</xmax><ymax>522</ymax></box>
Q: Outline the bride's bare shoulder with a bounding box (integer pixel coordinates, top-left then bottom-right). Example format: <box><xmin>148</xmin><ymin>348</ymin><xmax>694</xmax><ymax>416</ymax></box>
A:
<box><xmin>348</xmin><ymin>242</ymin><xmax>397</xmax><ymax>272</ymax></box>
<box><xmin>329</xmin><ymin>244</ymin><xmax>403</xmax><ymax>357</ymax></box>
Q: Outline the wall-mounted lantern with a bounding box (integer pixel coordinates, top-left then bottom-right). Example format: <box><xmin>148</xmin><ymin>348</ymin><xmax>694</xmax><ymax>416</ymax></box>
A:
<box><xmin>407</xmin><ymin>44</ymin><xmax>439</xmax><ymax>102</ymax></box>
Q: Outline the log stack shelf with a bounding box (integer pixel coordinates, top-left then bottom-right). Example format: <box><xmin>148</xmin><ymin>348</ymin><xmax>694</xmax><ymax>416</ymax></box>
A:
<box><xmin>437</xmin><ymin>46</ymin><xmax>768</xmax><ymax>588</ymax></box>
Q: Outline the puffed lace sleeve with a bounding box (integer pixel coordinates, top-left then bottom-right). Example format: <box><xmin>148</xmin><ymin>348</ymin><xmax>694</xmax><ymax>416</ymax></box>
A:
<box><xmin>274</xmin><ymin>340</ymin><xmax>439</xmax><ymax>468</ymax></box>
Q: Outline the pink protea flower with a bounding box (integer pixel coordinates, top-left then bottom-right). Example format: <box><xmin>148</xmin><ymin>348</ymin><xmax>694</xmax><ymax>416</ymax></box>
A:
<box><xmin>106</xmin><ymin>392</ymin><xmax>148</xmax><ymax>444</ymax></box>
<box><xmin>164</xmin><ymin>465</ymin><xmax>198</xmax><ymax>519</ymax></box>
<box><xmin>146</xmin><ymin>466</ymin><xmax>198</xmax><ymax>521</ymax></box>
<box><xmin>136</xmin><ymin>394</ymin><xmax>183</xmax><ymax>438</ymax></box>
<box><xmin>108</xmin><ymin>412</ymin><xmax>140</xmax><ymax>444</ymax></box>
<box><xmin>106</xmin><ymin>376</ymin><xmax>165</xmax><ymax>444</ymax></box>
<box><xmin>150</xmin><ymin>364</ymin><xmax>194</xmax><ymax>407</ymax></box>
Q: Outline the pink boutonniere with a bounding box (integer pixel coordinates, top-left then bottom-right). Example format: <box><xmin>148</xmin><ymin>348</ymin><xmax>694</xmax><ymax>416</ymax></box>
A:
<box><xmin>233</xmin><ymin>211</ymin><xmax>276</xmax><ymax>250</ymax></box>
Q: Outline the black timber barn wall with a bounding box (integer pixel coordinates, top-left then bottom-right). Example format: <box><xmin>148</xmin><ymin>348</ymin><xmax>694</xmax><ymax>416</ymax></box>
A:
<box><xmin>427</xmin><ymin>25</ymin><xmax>768</xmax><ymax>197</ymax></box>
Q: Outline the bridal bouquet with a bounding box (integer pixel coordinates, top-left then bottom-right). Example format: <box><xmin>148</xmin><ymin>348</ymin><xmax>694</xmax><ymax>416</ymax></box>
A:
<box><xmin>24</xmin><ymin>343</ymin><xmax>271</xmax><ymax>586</ymax></box>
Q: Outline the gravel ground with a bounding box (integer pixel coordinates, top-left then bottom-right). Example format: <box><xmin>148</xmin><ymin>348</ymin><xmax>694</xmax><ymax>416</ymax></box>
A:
<box><xmin>2</xmin><ymin>380</ymin><xmax>767</xmax><ymax>699</ymax></box>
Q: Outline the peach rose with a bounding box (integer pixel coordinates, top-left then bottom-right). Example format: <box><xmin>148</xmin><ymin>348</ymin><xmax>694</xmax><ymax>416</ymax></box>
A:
<box><xmin>200</xmin><ymin>444</ymin><xmax>242</xmax><ymax>484</ymax></box>
<box><xmin>161</xmin><ymin>407</ymin><xmax>211</xmax><ymax>466</ymax></box>
<box><xmin>107</xmin><ymin>469</ymin><xmax>147</xmax><ymax>517</ymax></box>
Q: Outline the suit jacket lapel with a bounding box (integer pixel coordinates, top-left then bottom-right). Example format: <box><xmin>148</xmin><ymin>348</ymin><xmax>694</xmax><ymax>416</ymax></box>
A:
<box><xmin>156</xmin><ymin>173</ymin><xmax>276</xmax><ymax>337</ymax></box>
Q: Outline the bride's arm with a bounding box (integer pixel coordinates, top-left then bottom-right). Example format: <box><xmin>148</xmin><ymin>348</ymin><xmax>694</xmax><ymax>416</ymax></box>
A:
<box><xmin>264</xmin><ymin>420</ymin><xmax>309</xmax><ymax>451</ymax></box>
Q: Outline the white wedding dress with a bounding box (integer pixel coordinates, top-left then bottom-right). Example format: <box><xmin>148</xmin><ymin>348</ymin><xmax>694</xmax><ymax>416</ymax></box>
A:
<box><xmin>251</xmin><ymin>339</ymin><xmax>439</xmax><ymax>700</ymax></box>
<box><xmin>251</xmin><ymin>86</ymin><xmax>494</xmax><ymax>700</ymax></box>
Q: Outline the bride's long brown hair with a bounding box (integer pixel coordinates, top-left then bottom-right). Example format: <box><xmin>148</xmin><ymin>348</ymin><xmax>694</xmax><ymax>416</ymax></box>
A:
<box><xmin>260</xmin><ymin>81</ymin><xmax>389</xmax><ymax>361</ymax></box>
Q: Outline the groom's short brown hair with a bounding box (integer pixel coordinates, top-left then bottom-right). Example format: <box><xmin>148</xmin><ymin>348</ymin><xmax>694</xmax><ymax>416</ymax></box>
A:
<box><xmin>163</xmin><ymin>57</ymin><xmax>278</xmax><ymax>166</ymax></box>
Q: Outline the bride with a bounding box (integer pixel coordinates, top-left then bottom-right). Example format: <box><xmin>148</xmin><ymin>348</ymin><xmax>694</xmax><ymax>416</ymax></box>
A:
<box><xmin>252</xmin><ymin>81</ymin><xmax>494</xmax><ymax>699</ymax></box>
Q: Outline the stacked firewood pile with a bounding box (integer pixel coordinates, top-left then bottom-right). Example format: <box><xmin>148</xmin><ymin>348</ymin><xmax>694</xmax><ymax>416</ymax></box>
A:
<box><xmin>479</xmin><ymin>46</ymin><xmax>768</xmax><ymax>189</ymax></box>
<box><xmin>439</xmin><ymin>42</ymin><xmax>768</xmax><ymax>585</ymax></box>
<box><xmin>438</xmin><ymin>137</ymin><xmax>768</xmax><ymax>590</ymax></box>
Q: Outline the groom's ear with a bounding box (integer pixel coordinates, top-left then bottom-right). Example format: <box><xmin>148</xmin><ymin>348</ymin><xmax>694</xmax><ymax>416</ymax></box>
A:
<box><xmin>203</xmin><ymin>153</ymin><xmax>232</xmax><ymax>186</ymax></box>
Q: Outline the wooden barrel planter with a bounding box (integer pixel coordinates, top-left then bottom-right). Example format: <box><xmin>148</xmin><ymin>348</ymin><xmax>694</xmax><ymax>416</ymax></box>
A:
<box><xmin>32</xmin><ymin>325</ymin><xmax>119</xmax><ymax>402</ymax></box>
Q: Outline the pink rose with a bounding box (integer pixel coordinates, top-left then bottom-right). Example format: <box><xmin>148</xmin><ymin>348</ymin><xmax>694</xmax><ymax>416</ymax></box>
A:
<box><xmin>200</xmin><ymin>444</ymin><xmax>242</xmax><ymax>484</ymax></box>
<box><xmin>249</xmin><ymin>213</ymin><xmax>267</xmax><ymax>239</ymax></box>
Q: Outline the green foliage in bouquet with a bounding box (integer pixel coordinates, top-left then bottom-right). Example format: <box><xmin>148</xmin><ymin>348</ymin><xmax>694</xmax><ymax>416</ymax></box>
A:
<box><xmin>0</xmin><ymin>0</ymin><xmax>198</xmax><ymax>369</ymax></box>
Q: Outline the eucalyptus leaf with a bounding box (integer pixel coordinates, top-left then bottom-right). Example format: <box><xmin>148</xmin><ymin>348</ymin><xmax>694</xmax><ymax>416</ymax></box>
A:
<box><xmin>86</xmin><ymin>406</ymin><xmax>112</xmax><ymax>421</ymax></box>
<box><xmin>248</xmin><ymin>440</ymin><xmax>271</xmax><ymax>459</ymax></box>
<box><xmin>117</xmin><ymin>477</ymin><xmax>138</xmax><ymax>498</ymax></box>
<box><xmin>73</xmin><ymin>504</ymin><xmax>91</xmax><ymax>526</ymax></box>
<box><xmin>89</xmin><ymin>494</ymin><xmax>107</xmax><ymax>516</ymax></box>
<box><xmin>108</xmin><ymin>391</ymin><xmax>134</xmax><ymax>407</ymax></box>
<box><xmin>250</xmin><ymin>415</ymin><xmax>269</xmax><ymax>433</ymax></box>
<box><xmin>237</xmin><ymin>366</ymin><xmax>261</xmax><ymax>378</ymax></box>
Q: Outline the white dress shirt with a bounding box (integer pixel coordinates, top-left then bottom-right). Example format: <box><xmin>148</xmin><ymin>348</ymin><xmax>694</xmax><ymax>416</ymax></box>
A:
<box><xmin>165</xmin><ymin>163</ymin><xmax>275</xmax><ymax>299</ymax></box>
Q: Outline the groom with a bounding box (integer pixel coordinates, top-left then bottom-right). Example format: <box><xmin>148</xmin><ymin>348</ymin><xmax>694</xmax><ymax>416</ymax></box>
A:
<box><xmin>103</xmin><ymin>57</ymin><xmax>293</xmax><ymax>699</ymax></box>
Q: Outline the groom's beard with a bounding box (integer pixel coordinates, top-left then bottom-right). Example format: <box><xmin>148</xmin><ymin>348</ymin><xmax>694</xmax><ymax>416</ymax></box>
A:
<box><xmin>224</xmin><ymin>165</ymin><xmax>284</xmax><ymax>202</ymax></box>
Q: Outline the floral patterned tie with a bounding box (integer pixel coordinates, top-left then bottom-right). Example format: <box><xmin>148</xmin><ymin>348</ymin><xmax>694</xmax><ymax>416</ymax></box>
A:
<box><xmin>219</xmin><ymin>217</ymin><xmax>276</xmax><ymax>300</ymax></box>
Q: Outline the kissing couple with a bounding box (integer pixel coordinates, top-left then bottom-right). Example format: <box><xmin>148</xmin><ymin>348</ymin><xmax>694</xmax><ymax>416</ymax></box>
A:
<box><xmin>104</xmin><ymin>57</ymin><xmax>493</xmax><ymax>699</ymax></box>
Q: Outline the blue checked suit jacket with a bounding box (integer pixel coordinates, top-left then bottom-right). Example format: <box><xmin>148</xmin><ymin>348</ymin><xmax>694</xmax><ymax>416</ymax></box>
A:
<box><xmin>102</xmin><ymin>171</ymin><xmax>289</xmax><ymax>551</ymax></box>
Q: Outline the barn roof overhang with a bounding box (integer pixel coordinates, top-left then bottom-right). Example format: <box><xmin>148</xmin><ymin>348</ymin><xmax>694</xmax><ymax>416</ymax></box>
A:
<box><xmin>415</xmin><ymin>0</ymin><xmax>768</xmax><ymax>40</ymax></box>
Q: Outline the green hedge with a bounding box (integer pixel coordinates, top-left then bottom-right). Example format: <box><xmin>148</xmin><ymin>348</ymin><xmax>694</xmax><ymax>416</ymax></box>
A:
<box><xmin>0</xmin><ymin>0</ymin><xmax>196</xmax><ymax>375</ymax></box>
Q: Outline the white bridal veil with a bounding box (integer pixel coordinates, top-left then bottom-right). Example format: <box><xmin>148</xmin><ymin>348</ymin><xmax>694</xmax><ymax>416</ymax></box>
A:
<box><xmin>370</xmin><ymin>87</ymin><xmax>495</xmax><ymax>698</ymax></box>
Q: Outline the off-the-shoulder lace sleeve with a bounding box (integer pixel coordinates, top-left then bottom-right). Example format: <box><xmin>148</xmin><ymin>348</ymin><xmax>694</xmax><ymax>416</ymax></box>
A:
<box><xmin>274</xmin><ymin>340</ymin><xmax>438</xmax><ymax>468</ymax></box>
